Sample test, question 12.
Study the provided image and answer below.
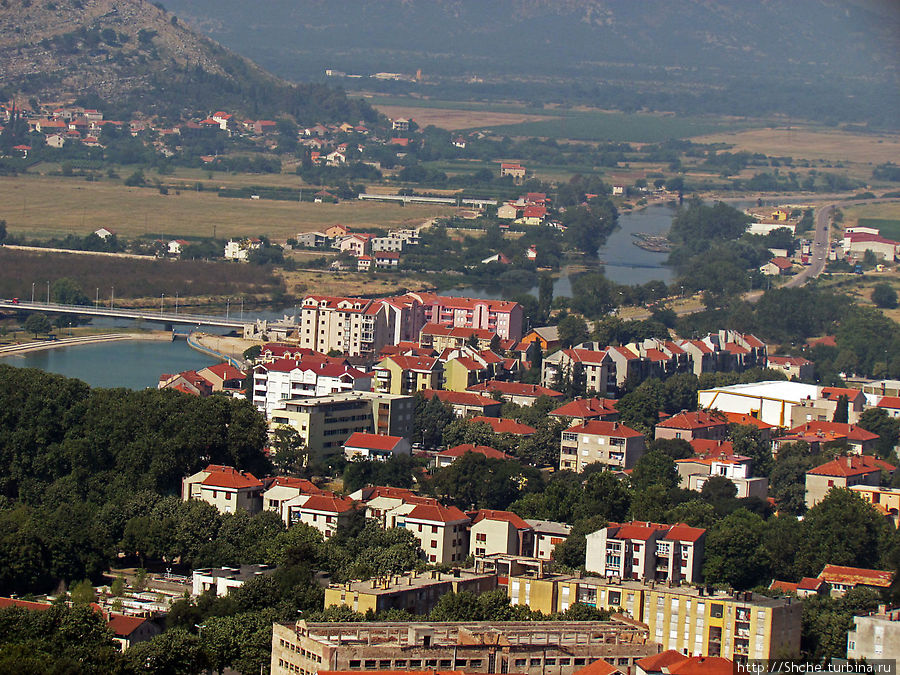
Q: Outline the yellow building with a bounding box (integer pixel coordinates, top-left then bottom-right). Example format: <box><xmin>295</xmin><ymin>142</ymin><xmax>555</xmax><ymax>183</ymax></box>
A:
<box><xmin>849</xmin><ymin>485</ymin><xmax>900</xmax><ymax>527</ymax></box>
<box><xmin>444</xmin><ymin>356</ymin><xmax>490</xmax><ymax>392</ymax></box>
<box><xmin>374</xmin><ymin>355</ymin><xmax>443</xmax><ymax>395</ymax></box>
<box><xmin>506</xmin><ymin>573</ymin><xmax>801</xmax><ymax>662</ymax></box>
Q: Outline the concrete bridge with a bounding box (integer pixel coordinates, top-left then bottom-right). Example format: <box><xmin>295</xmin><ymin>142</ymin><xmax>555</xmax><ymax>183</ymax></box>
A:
<box><xmin>0</xmin><ymin>299</ymin><xmax>249</xmax><ymax>329</ymax></box>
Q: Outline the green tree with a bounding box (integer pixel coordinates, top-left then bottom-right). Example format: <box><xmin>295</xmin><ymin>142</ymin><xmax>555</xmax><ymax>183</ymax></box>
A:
<box><xmin>871</xmin><ymin>282</ymin><xmax>898</xmax><ymax>309</ymax></box>
<box><xmin>557</xmin><ymin>315</ymin><xmax>589</xmax><ymax>348</ymax></box>
<box><xmin>832</xmin><ymin>394</ymin><xmax>849</xmax><ymax>423</ymax></box>
<box><xmin>69</xmin><ymin>579</ymin><xmax>96</xmax><ymax>605</ymax></box>
<box><xmin>703</xmin><ymin>508</ymin><xmax>769</xmax><ymax>589</ymax></box>
<box><xmin>630</xmin><ymin>450</ymin><xmax>680</xmax><ymax>493</ymax></box>
<box><xmin>857</xmin><ymin>408</ymin><xmax>900</xmax><ymax>458</ymax></box>
<box><xmin>125</xmin><ymin>628</ymin><xmax>207</xmax><ymax>675</ymax></box>
<box><xmin>23</xmin><ymin>313</ymin><xmax>52</xmax><ymax>337</ymax></box>
<box><xmin>110</xmin><ymin>576</ymin><xmax>126</xmax><ymax>597</ymax></box>
<box><xmin>413</xmin><ymin>393</ymin><xmax>455</xmax><ymax>449</ymax></box>
<box><xmin>269</xmin><ymin>425</ymin><xmax>308</xmax><ymax>474</ymax></box>
<box><xmin>50</xmin><ymin>278</ymin><xmax>90</xmax><ymax>305</ymax></box>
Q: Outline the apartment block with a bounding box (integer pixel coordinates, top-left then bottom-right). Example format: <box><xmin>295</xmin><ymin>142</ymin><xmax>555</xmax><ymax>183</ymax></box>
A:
<box><xmin>181</xmin><ymin>464</ymin><xmax>263</xmax><ymax>514</ymax></box>
<box><xmin>271</xmin><ymin>620</ymin><xmax>657</xmax><ymax>675</ymax></box>
<box><xmin>269</xmin><ymin>391</ymin><xmax>414</xmax><ymax>459</ymax></box>
<box><xmin>406</xmin><ymin>292</ymin><xmax>524</xmax><ymax>341</ymax></box>
<box><xmin>675</xmin><ymin>456</ymin><xmax>769</xmax><ymax>500</ymax></box>
<box><xmin>849</xmin><ymin>484</ymin><xmax>900</xmax><ymax>527</ymax></box>
<box><xmin>298</xmin><ymin>295</ymin><xmax>389</xmax><ymax>357</ymax></box>
<box><xmin>404</xmin><ymin>503</ymin><xmax>471</xmax><ymax>565</ymax></box>
<box><xmin>469</xmin><ymin>509</ymin><xmax>534</xmax><ymax>557</ymax></box>
<box><xmin>253</xmin><ymin>358</ymin><xmax>372</xmax><ymax>415</ymax></box>
<box><xmin>559</xmin><ymin>420</ymin><xmax>645</xmax><ymax>472</ymax></box>
<box><xmin>804</xmin><ymin>455</ymin><xmax>895</xmax><ymax>509</ymax></box>
<box><xmin>848</xmin><ymin>606</ymin><xmax>900</xmax><ymax>660</ymax></box>
<box><xmin>585</xmin><ymin>521</ymin><xmax>706</xmax><ymax>584</ymax></box>
<box><xmin>506</xmin><ymin>573</ymin><xmax>801</xmax><ymax>662</ymax></box>
<box><xmin>324</xmin><ymin>569</ymin><xmax>497</xmax><ymax>616</ymax></box>
<box><xmin>375</xmin><ymin>355</ymin><xmax>444</xmax><ymax>395</ymax></box>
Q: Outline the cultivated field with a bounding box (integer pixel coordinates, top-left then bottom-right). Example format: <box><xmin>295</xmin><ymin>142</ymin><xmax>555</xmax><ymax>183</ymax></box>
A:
<box><xmin>841</xmin><ymin>202</ymin><xmax>900</xmax><ymax>239</ymax></box>
<box><xmin>692</xmin><ymin>128</ymin><xmax>900</xmax><ymax>165</ymax></box>
<box><xmin>0</xmin><ymin>175</ymin><xmax>455</xmax><ymax>240</ymax></box>
<box><xmin>374</xmin><ymin>104</ymin><xmax>555</xmax><ymax>131</ymax></box>
<box><xmin>279</xmin><ymin>268</ymin><xmax>431</xmax><ymax>299</ymax></box>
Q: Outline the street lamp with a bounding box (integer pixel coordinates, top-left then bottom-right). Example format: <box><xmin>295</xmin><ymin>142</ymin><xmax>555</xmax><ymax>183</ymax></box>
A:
<box><xmin>175</xmin><ymin>292</ymin><xmax>179</xmax><ymax>315</ymax></box>
<box><xmin>226</xmin><ymin>298</ymin><xmax>230</xmax><ymax>319</ymax></box>
<box><xmin>46</xmin><ymin>280</ymin><xmax>50</xmax><ymax>304</ymax></box>
<box><xmin>161</xmin><ymin>293</ymin><xmax>165</xmax><ymax>314</ymax></box>
<box><xmin>31</xmin><ymin>282</ymin><xmax>35</xmax><ymax>303</ymax></box>
<box><xmin>111</xmin><ymin>286</ymin><xmax>114</xmax><ymax>309</ymax></box>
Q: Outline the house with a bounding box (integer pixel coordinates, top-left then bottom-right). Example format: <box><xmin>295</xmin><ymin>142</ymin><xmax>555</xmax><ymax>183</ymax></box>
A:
<box><xmin>612</xmin><ymin>185</ymin><xmax>625</xmax><ymax>195</ymax></box>
<box><xmin>295</xmin><ymin>232</ymin><xmax>328</xmax><ymax>248</ymax></box>
<box><xmin>157</xmin><ymin>370</ymin><xmax>214</xmax><ymax>397</ymax></box>
<box><xmin>636</xmin><ymin>653</ymin><xmax>733</xmax><ymax>675</ymax></box>
<box><xmin>343</xmin><ymin>432</ymin><xmax>411</xmax><ymax>461</ymax></box>
<box><xmin>224</xmin><ymin>238</ymin><xmax>262</xmax><ymax>261</ymax></box>
<box><xmin>443</xmin><ymin>355</ymin><xmax>492</xmax><ymax>392</ymax></box>
<box><xmin>521</xmin><ymin>326</ymin><xmax>560</xmax><ymax>352</ymax></box>
<box><xmin>497</xmin><ymin>203</ymin><xmax>523</xmax><ymax>220</ymax></box>
<box><xmin>107</xmin><ymin>614</ymin><xmax>161</xmax><ymax>652</ymax></box>
<box><xmin>262</xmin><ymin>476</ymin><xmax>328</xmax><ymax>516</ymax></box>
<box><xmin>521</xmin><ymin>207</ymin><xmax>546</xmax><ymax>226</ymax></box>
<box><xmin>817</xmin><ymin>564</ymin><xmax>895</xmax><ymax>597</ymax></box>
<box><xmin>339</xmin><ymin>233</ymin><xmax>374</xmax><ymax>257</ymax></box>
<box><xmin>94</xmin><ymin>227</ymin><xmax>116</xmax><ymax>240</ymax></box>
<box><xmin>804</xmin><ymin>455</ymin><xmax>895</xmax><ymax>509</ymax></box>
<box><xmin>470</xmin><ymin>416</ymin><xmax>536</xmax><ymax>437</ymax></box>
<box><xmin>876</xmin><ymin>396</ymin><xmax>900</xmax><ymax>418</ymax></box>
<box><xmin>374</xmin><ymin>355</ymin><xmax>444</xmax><ymax>395</ymax></box>
<box><xmin>851</xmin><ymin>484</ymin><xmax>900</xmax><ymax>527</ymax></box>
<box><xmin>527</xmin><ymin>519</ymin><xmax>571</xmax><ymax>560</ymax></box>
<box><xmin>655</xmin><ymin>410</ymin><xmax>729</xmax><ymax>442</ymax></box>
<box><xmin>357</xmin><ymin>255</ymin><xmax>372</xmax><ymax>271</ymax></box>
<box><xmin>192</xmin><ymin>564</ymin><xmax>275</xmax><ymax>597</ymax></box>
<box><xmin>197</xmin><ymin>362</ymin><xmax>246</xmax><ymax>393</ymax></box>
<box><xmin>374</xmin><ymin>251</ymin><xmax>400</xmax><ymax>268</ymax></box>
<box><xmin>324</xmin><ymin>224</ymin><xmax>350</xmax><ymax>238</ymax></box>
<box><xmin>549</xmin><ymin>398</ymin><xmax>619</xmax><ymax>425</ymax></box>
<box><xmin>559</xmin><ymin>420</ymin><xmax>645</xmax><ymax>472</ymax></box>
<box><xmin>481</xmin><ymin>252</ymin><xmax>512</xmax><ymax>265</ymax></box>
<box><xmin>468</xmin><ymin>380</ymin><xmax>564</xmax><ymax>407</ymax></box>
<box><xmin>584</xmin><ymin>521</ymin><xmax>706</xmax><ymax>584</ymax></box>
<box><xmin>181</xmin><ymin>464</ymin><xmax>263</xmax><ymax>514</ymax></box>
<box><xmin>500</xmin><ymin>162</ymin><xmax>526</xmax><ymax>185</ymax></box>
<box><xmin>767</xmin><ymin>577</ymin><xmax>825</xmax><ymax>598</ymax></box>
<box><xmin>470</xmin><ymin>509</ymin><xmax>534</xmax><ymax>557</ymax></box>
<box><xmin>282</xmin><ymin>493</ymin><xmax>357</xmax><ymax>538</ymax></box>
<box><xmin>542</xmin><ymin>348</ymin><xmax>616</xmax><ymax>396</ymax></box>
<box><xmin>391</xmin><ymin>118</ymin><xmax>410</xmax><ymax>132</ymax></box>
<box><xmin>525</xmin><ymin>245</ymin><xmax>538</xmax><ymax>260</ymax></box>
<box><xmin>404</xmin><ymin>503</ymin><xmax>471</xmax><ymax>564</ymax></box>
<box><xmin>775</xmin><ymin>421</ymin><xmax>879</xmax><ymax>456</ymax></box>
<box><xmin>421</xmin><ymin>389</ymin><xmax>503</xmax><ymax>418</ymax></box>
<box><xmin>420</xmin><ymin>323</ymin><xmax>499</xmax><ymax>352</ymax></box>
<box><xmin>760</xmin><ymin>257</ymin><xmax>793</xmax><ymax>275</ymax></box>
<box><xmin>675</xmin><ymin>455</ymin><xmax>769</xmax><ymax>499</ymax></box>
<box><xmin>434</xmin><ymin>444</ymin><xmax>514</xmax><ymax>468</ymax></box>
<box><xmin>371</xmin><ymin>236</ymin><xmax>404</xmax><ymax>253</ymax></box>
<box><xmin>767</xmin><ymin>355</ymin><xmax>814</xmax><ymax>380</ymax></box>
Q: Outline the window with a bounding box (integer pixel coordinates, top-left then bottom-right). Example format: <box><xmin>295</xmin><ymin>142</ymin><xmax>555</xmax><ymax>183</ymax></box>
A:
<box><xmin>225</xmin><ymin>492</ymin><xmax>232</xmax><ymax>500</ymax></box>
<box><xmin>710</xmin><ymin>603</ymin><xmax>724</xmax><ymax>618</ymax></box>
<box><xmin>431</xmin><ymin>540</ymin><xmax>438</xmax><ymax>548</ymax></box>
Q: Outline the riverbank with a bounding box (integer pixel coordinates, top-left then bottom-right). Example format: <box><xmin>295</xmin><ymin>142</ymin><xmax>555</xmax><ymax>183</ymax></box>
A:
<box><xmin>190</xmin><ymin>332</ymin><xmax>257</xmax><ymax>363</ymax></box>
<box><xmin>0</xmin><ymin>331</ymin><xmax>172</xmax><ymax>357</ymax></box>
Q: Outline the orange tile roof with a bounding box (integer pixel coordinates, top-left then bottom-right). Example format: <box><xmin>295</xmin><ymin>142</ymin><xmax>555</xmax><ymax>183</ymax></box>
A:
<box><xmin>877</xmin><ymin>396</ymin><xmax>900</xmax><ymax>410</ymax></box>
<box><xmin>107</xmin><ymin>613</ymin><xmax>149</xmax><ymax>638</ymax></box>
<box><xmin>575</xmin><ymin>658</ymin><xmax>620</xmax><ymax>675</ymax></box>
<box><xmin>201</xmin><ymin>466</ymin><xmax>262</xmax><ymax>490</ymax></box>
<box><xmin>437</xmin><ymin>444</ymin><xmax>514</xmax><ymax>461</ymax></box>
<box><xmin>300</xmin><ymin>495</ymin><xmax>356</xmax><ymax>514</ymax></box>
<box><xmin>821</xmin><ymin>387</ymin><xmax>865</xmax><ymax>402</ymax></box>
<box><xmin>344</xmin><ymin>432</ymin><xmax>405</xmax><ymax>451</ymax></box>
<box><xmin>406</xmin><ymin>503</ymin><xmax>469</xmax><ymax>524</ymax></box>
<box><xmin>689</xmin><ymin>439</ymin><xmax>736</xmax><ymax>457</ymax></box>
<box><xmin>468</xmin><ymin>380</ymin><xmax>563</xmax><ymax>398</ymax></box>
<box><xmin>423</xmin><ymin>389</ymin><xmax>499</xmax><ymax>408</ymax></box>
<box><xmin>788</xmin><ymin>421</ymin><xmax>878</xmax><ymax>442</ymax></box>
<box><xmin>0</xmin><ymin>597</ymin><xmax>51</xmax><ymax>611</ymax></box>
<box><xmin>663</xmin><ymin>523</ymin><xmax>707</xmax><ymax>543</ymax></box>
<box><xmin>769</xmin><ymin>580</ymin><xmax>799</xmax><ymax>594</ymax></box>
<box><xmin>668</xmin><ymin>656</ymin><xmax>735</xmax><ymax>675</ymax></box>
<box><xmin>657</xmin><ymin>410</ymin><xmax>727</xmax><ymax>430</ymax></box>
<box><xmin>470</xmin><ymin>416</ymin><xmax>536</xmax><ymax>435</ymax></box>
<box><xmin>808</xmin><ymin>455</ymin><xmax>894</xmax><ymax>477</ymax></box>
<box><xmin>550</xmin><ymin>397</ymin><xmax>619</xmax><ymax>419</ymax></box>
<box><xmin>566</xmin><ymin>420</ymin><xmax>643</xmax><ymax>439</ymax></box>
<box><xmin>471</xmin><ymin>508</ymin><xmax>531</xmax><ymax>530</ymax></box>
<box><xmin>818</xmin><ymin>564</ymin><xmax>894</xmax><ymax>588</ymax></box>
<box><xmin>635</xmin><ymin>650</ymin><xmax>688</xmax><ymax>673</ymax></box>
<box><xmin>722</xmin><ymin>412</ymin><xmax>775</xmax><ymax>429</ymax></box>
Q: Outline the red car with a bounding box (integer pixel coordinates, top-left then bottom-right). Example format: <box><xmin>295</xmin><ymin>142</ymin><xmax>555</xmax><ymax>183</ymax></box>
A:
<box><xmin>10</xmin><ymin>298</ymin><xmax>18</xmax><ymax>304</ymax></box>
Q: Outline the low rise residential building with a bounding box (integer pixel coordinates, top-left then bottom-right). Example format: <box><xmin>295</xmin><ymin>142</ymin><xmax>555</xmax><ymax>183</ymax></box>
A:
<box><xmin>775</xmin><ymin>421</ymin><xmax>878</xmax><ymax>455</ymax></box>
<box><xmin>181</xmin><ymin>464</ymin><xmax>263</xmax><ymax>514</ymax></box>
<box><xmin>271</xmin><ymin>620</ymin><xmax>656</xmax><ymax>675</ymax></box>
<box><xmin>192</xmin><ymin>564</ymin><xmax>274</xmax><ymax>596</ymax></box>
<box><xmin>768</xmin><ymin>578</ymin><xmax>825</xmax><ymax>598</ymax></box>
<box><xmin>263</xmin><ymin>476</ymin><xmax>328</xmax><ymax>513</ymax></box>
<box><xmin>818</xmin><ymin>564</ymin><xmax>895</xmax><ymax>597</ymax></box>
<box><xmin>375</xmin><ymin>355</ymin><xmax>444</xmax><ymax>394</ymax></box>
<box><xmin>108</xmin><ymin>614</ymin><xmax>161</xmax><ymax>652</ymax></box>
<box><xmin>550</xmin><ymin>397</ymin><xmax>620</xmax><ymax>425</ymax></box>
<box><xmin>324</xmin><ymin>569</ymin><xmax>498</xmax><ymax>616</ymax></box>
<box><xmin>421</xmin><ymin>389</ymin><xmax>503</xmax><ymax>418</ymax></box>
<box><xmin>282</xmin><ymin>493</ymin><xmax>357</xmax><ymax>538</ymax></box>
<box><xmin>675</xmin><ymin>456</ymin><xmax>769</xmax><ymax>499</ymax></box>
<box><xmin>759</xmin><ymin>257</ymin><xmax>793</xmax><ymax>275</ymax></box>
<box><xmin>655</xmin><ymin>411</ymin><xmax>728</xmax><ymax>442</ymax></box>
<box><xmin>197</xmin><ymin>362</ymin><xmax>246</xmax><ymax>393</ymax></box>
<box><xmin>443</xmin><ymin>355</ymin><xmax>492</xmax><ymax>392</ymax></box>
<box><xmin>876</xmin><ymin>396</ymin><xmax>900</xmax><ymax>418</ymax></box>
<box><xmin>253</xmin><ymin>358</ymin><xmax>372</xmax><ymax>415</ymax></box>
<box><xmin>269</xmin><ymin>391</ymin><xmax>414</xmax><ymax>459</ymax></box>
<box><xmin>405</xmin><ymin>503</ymin><xmax>471</xmax><ymax>564</ymax></box>
<box><xmin>468</xmin><ymin>380</ymin><xmax>564</xmax><ymax>407</ymax></box>
<box><xmin>849</xmin><ymin>484</ymin><xmax>900</xmax><ymax>527</ymax></box>
<box><xmin>506</xmin><ymin>573</ymin><xmax>801</xmax><ymax>661</ymax></box>
<box><xmin>542</xmin><ymin>348</ymin><xmax>616</xmax><ymax>395</ymax></box>
<box><xmin>420</xmin><ymin>323</ymin><xmax>499</xmax><ymax>352</ymax></box>
<box><xmin>766</xmin><ymin>356</ymin><xmax>814</xmax><ymax>381</ymax></box>
<box><xmin>791</xmin><ymin>386</ymin><xmax>867</xmax><ymax>425</ymax></box>
<box><xmin>342</xmin><ymin>432</ymin><xmax>411</xmax><ymax>461</ymax></box>
<box><xmin>470</xmin><ymin>509</ymin><xmax>534</xmax><ymax>557</ymax></box>
<box><xmin>847</xmin><ymin>605</ymin><xmax>900</xmax><ymax>660</ymax></box>
<box><xmin>434</xmin><ymin>444</ymin><xmax>515</xmax><ymax>468</ymax></box>
<box><xmin>804</xmin><ymin>455</ymin><xmax>896</xmax><ymax>509</ymax></box>
<box><xmin>636</xmin><ymin>652</ymin><xmax>733</xmax><ymax>675</ymax></box>
<box><xmin>585</xmin><ymin>521</ymin><xmax>706</xmax><ymax>584</ymax></box>
<box><xmin>469</xmin><ymin>416</ymin><xmax>536</xmax><ymax>437</ymax></box>
<box><xmin>559</xmin><ymin>421</ymin><xmax>645</xmax><ymax>472</ymax></box>
<box><xmin>527</xmin><ymin>520</ymin><xmax>572</xmax><ymax>560</ymax></box>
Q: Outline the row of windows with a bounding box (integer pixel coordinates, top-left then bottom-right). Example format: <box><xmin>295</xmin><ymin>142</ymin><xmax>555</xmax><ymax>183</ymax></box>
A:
<box><xmin>277</xmin><ymin>659</ymin><xmax>311</xmax><ymax>674</ymax></box>
<box><xmin>277</xmin><ymin>639</ymin><xmax>322</xmax><ymax>663</ymax></box>
<box><xmin>348</xmin><ymin>658</ymin><xmax>484</xmax><ymax>669</ymax></box>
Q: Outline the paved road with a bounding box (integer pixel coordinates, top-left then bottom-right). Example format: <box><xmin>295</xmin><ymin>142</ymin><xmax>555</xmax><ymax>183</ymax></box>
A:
<box><xmin>784</xmin><ymin>203</ymin><xmax>834</xmax><ymax>289</ymax></box>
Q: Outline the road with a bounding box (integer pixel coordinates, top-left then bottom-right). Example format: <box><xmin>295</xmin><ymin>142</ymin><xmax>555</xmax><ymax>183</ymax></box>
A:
<box><xmin>784</xmin><ymin>203</ymin><xmax>834</xmax><ymax>289</ymax></box>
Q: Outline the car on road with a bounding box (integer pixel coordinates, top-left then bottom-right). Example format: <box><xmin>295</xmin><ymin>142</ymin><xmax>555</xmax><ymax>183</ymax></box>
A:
<box><xmin>10</xmin><ymin>298</ymin><xmax>18</xmax><ymax>304</ymax></box>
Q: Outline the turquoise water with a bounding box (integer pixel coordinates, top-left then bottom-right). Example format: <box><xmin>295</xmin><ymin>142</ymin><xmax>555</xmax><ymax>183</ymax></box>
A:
<box><xmin>5</xmin><ymin>339</ymin><xmax>220</xmax><ymax>389</ymax></box>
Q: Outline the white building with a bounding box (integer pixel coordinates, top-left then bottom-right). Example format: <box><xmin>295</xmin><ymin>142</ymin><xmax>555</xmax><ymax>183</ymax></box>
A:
<box><xmin>192</xmin><ymin>564</ymin><xmax>274</xmax><ymax>597</ymax></box>
<box><xmin>371</xmin><ymin>237</ymin><xmax>404</xmax><ymax>252</ymax></box>
<box><xmin>697</xmin><ymin>380</ymin><xmax>821</xmax><ymax>428</ymax></box>
<box><xmin>252</xmin><ymin>358</ymin><xmax>373</xmax><ymax>415</ymax></box>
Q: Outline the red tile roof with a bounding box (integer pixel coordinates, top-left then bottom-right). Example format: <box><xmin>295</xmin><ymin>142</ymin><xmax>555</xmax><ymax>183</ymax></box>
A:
<box><xmin>609</xmin><ymin>522</ymin><xmax>669</xmax><ymax>541</ymax></box>
<box><xmin>423</xmin><ymin>389</ymin><xmax>500</xmax><ymax>408</ymax></box>
<box><xmin>689</xmin><ymin>439</ymin><xmax>736</xmax><ymax>458</ymax></box>
<box><xmin>724</xmin><ymin>343</ymin><xmax>750</xmax><ymax>355</ymax></box>
<box><xmin>470</xmin><ymin>416</ymin><xmax>536</xmax><ymax>435</ymax></box>
<box><xmin>471</xmin><ymin>509</ymin><xmax>531</xmax><ymax>530</ymax></box>
<box><xmin>550</xmin><ymin>397</ymin><xmax>619</xmax><ymax>419</ymax></box>
<box><xmin>769</xmin><ymin>580</ymin><xmax>799</xmax><ymax>594</ymax></box>
<box><xmin>437</xmin><ymin>444</ymin><xmax>514</xmax><ymax>461</ymax></box>
<box><xmin>807</xmin><ymin>455</ymin><xmax>894</xmax><ymax>477</ymax></box>
<box><xmin>381</xmin><ymin>355</ymin><xmax>440</xmax><ymax>371</ymax></box>
<box><xmin>566</xmin><ymin>420</ymin><xmax>643</xmax><ymax>439</ymax></box>
<box><xmin>668</xmin><ymin>656</ymin><xmax>735</xmax><ymax>675</ymax></box>
<box><xmin>406</xmin><ymin>503</ymin><xmax>469</xmax><ymax>524</ymax></box>
<box><xmin>343</xmin><ymin>432</ymin><xmax>405</xmax><ymax>452</ymax></box>
<box><xmin>767</xmin><ymin>356</ymin><xmax>812</xmax><ymax>368</ymax></box>
<box><xmin>265</xmin><ymin>476</ymin><xmax>326</xmax><ymax>495</ymax></box>
<box><xmin>878</xmin><ymin>396</ymin><xmax>900</xmax><ymax>410</ymax></box>
<box><xmin>575</xmin><ymin>658</ymin><xmax>620</xmax><ymax>675</ymax></box>
<box><xmin>468</xmin><ymin>380</ymin><xmax>563</xmax><ymax>398</ymax></box>
<box><xmin>201</xmin><ymin>466</ymin><xmax>262</xmax><ymax>490</ymax></box>
<box><xmin>797</xmin><ymin>577</ymin><xmax>825</xmax><ymax>591</ymax></box>
<box><xmin>821</xmin><ymin>387</ymin><xmax>865</xmax><ymax>402</ymax></box>
<box><xmin>663</xmin><ymin>523</ymin><xmax>707</xmax><ymax>543</ymax></box>
<box><xmin>635</xmin><ymin>650</ymin><xmax>689</xmax><ymax>673</ymax></box>
<box><xmin>203</xmin><ymin>362</ymin><xmax>245</xmax><ymax>381</ymax></box>
<box><xmin>563</xmin><ymin>348</ymin><xmax>610</xmax><ymax>366</ymax></box>
<box><xmin>768</xmin><ymin>256</ymin><xmax>793</xmax><ymax>270</ymax></box>
<box><xmin>722</xmin><ymin>412</ymin><xmax>775</xmax><ymax>429</ymax></box>
<box><xmin>657</xmin><ymin>410</ymin><xmax>727</xmax><ymax>430</ymax></box>
<box><xmin>818</xmin><ymin>564</ymin><xmax>894</xmax><ymax>588</ymax></box>
<box><xmin>108</xmin><ymin>614</ymin><xmax>149</xmax><ymax>638</ymax></box>
<box><xmin>788</xmin><ymin>421</ymin><xmax>878</xmax><ymax>442</ymax></box>
<box><xmin>0</xmin><ymin>597</ymin><xmax>51</xmax><ymax>611</ymax></box>
<box><xmin>300</xmin><ymin>495</ymin><xmax>356</xmax><ymax>514</ymax></box>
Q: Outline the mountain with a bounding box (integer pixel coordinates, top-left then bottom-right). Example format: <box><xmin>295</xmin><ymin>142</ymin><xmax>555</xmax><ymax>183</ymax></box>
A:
<box><xmin>0</xmin><ymin>0</ymin><xmax>377</xmax><ymax>123</ymax></box>
<box><xmin>159</xmin><ymin>0</ymin><xmax>900</xmax><ymax>127</ymax></box>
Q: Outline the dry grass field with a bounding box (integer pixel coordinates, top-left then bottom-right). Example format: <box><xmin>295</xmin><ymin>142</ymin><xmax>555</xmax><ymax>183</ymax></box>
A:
<box><xmin>841</xmin><ymin>202</ymin><xmax>900</xmax><ymax>225</ymax></box>
<box><xmin>692</xmin><ymin>128</ymin><xmax>900</xmax><ymax>165</ymax></box>
<box><xmin>0</xmin><ymin>176</ymin><xmax>455</xmax><ymax>240</ymax></box>
<box><xmin>279</xmin><ymin>268</ymin><xmax>431</xmax><ymax>298</ymax></box>
<box><xmin>373</xmin><ymin>104</ymin><xmax>555</xmax><ymax>131</ymax></box>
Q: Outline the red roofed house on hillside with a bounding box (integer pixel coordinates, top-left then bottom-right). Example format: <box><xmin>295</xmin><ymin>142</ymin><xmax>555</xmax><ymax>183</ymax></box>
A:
<box><xmin>253</xmin><ymin>358</ymin><xmax>373</xmax><ymax>415</ymax></box>
<box><xmin>777</xmin><ymin>421</ymin><xmax>879</xmax><ymax>456</ymax></box>
<box><xmin>500</xmin><ymin>162</ymin><xmax>526</xmax><ymax>184</ymax></box>
<box><xmin>421</xmin><ymin>389</ymin><xmax>503</xmax><ymax>418</ymax></box>
<box><xmin>470</xmin><ymin>509</ymin><xmax>534</xmax><ymax>557</ymax></box>
<box><xmin>198</xmin><ymin>362</ymin><xmax>246</xmax><ymax>393</ymax></box>
<box><xmin>434</xmin><ymin>444</ymin><xmax>514</xmax><ymax>468</ymax></box>
<box><xmin>655</xmin><ymin>410</ymin><xmax>728</xmax><ymax>442</ymax></box>
<box><xmin>375</xmin><ymin>354</ymin><xmax>444</xmax><ymax>395</ymax></box>
<box><xmin>766</xmin><ymin>355</ymin><xmax>814</xmax><ymax>381</ymax></box>
<box><xmin>876</xmin><ymin>396</ymin><xmax>900</xmax><ymax>418</ymax></box>
<box><xmin>817</xmin><ymin>564</ymin><xmax>895</xmax><ymax>597</ymax></box>
<box><xmin>404</xmin><ymin>503</ymin><xmax>471</xmax><ymax>564</ymax></box>
<box><xmin>585</xmin><ymin>521</ymin><xmax>706</xmax><ymax>583</ymax></box>
<box><xmin>282</xmin><ymin>493</ymin><xmax>357</xmax><ymax>539</ymax></box>
<box><xmin>182</xmin><ymin>465</ymin><xmax>263</xmax><ymax>514</ymax></box>
<box><xmin>108</xmin><ymin>613</ymin><xmax>161</xmax><ymax>651</ymax></box>
<box><xmin>262</xmin><ymin>476</ymin><xmax>329</xmax><ymax>515</ymax></box>
<box><xmin>804</xmin><ymin>455</ymin><xmax>895</xmax><ymax>509</ymax></box>
<box><xmin>560</xmin><ymin>420</ymin><xmax>645</xmax><ymax>473</ymax></box>
<box><xmin>342</xmin><ymin>432</ymin><xmax>411</xmax><ymax>461</ymax></box>
<box><xmin>550</xmin><ymin>397</ymin><xmax>620</xmax><ymax>425</ymax></box>
<box><xmin>158</xmin><ymin>369</ymin><xmax>214</xmax><ymax>397</ymax></box>
<box><xmin>405</xmin><ymin>292</ymin><xmax>524</xmax><ymax>341</ymax></box>
<box><xmin>468</xmin><ymin>379</ymin><xmax>564</xmax><ymax>407</ymax></box>
<box><xmin>767</xmin><ymin>577</ymin><xmax>824</xmax><ymax>599</ymax></box>
<box><xmin>760</xmin><ymin>256</ymin><xmax>794</xmax><ymax>276</ymax></box>
<box><xmin>470</xmin><ymin>416</ymin><xmax>536</xmax><ymax>436</ymax></box>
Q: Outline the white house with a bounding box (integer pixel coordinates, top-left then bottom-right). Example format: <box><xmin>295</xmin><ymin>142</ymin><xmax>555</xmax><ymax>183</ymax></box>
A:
<box><xmin>342</xmin><ymin>432</ymin><xmax>411</xmax><ymax>461</ymax></box>
<box><xmin>252</xmin><ymin>358</ymin><xmax>373</xmax><ymax>415</ymax></box>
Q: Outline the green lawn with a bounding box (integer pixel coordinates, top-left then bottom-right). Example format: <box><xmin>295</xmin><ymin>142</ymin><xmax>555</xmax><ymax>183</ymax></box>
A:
<box><xmin>858</xmin><ymin>218</ymin><xmax>900</xmax><ymax>240</ymax></box>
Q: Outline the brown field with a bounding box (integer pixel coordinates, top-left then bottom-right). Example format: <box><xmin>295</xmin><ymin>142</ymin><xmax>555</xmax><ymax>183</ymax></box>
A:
<box><xmin>278</xmin><ymin>269</ymin><xmax>432</xmax><ymax>298</ymax></box>
<box><xmin>692</xmin><ymin>128</ymin><xmax>900</xmax><ymax>165</ymax></box>
<box><xmin>0</xmin><ymin>175</ymin><xmax>455</xmax><ymax>240</ymax></box>
<box><xmin>373</xmin><ymin>104</ymin><xmax>554</xmax><ymax>131</ymax></box>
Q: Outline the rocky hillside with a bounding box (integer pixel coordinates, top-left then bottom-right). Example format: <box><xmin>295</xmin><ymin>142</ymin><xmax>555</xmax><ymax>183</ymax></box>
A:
<box><xmin>0</xmin><ymin>0</ymin><xmax>377</xmax><ymax>123</ymax></box>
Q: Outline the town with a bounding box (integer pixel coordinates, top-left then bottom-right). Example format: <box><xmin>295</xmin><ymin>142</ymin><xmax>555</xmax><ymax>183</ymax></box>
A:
<box><xmin>1</xmin><ymin>1</ymin><xmax>900</xmax><ymax>674</ymax></box>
